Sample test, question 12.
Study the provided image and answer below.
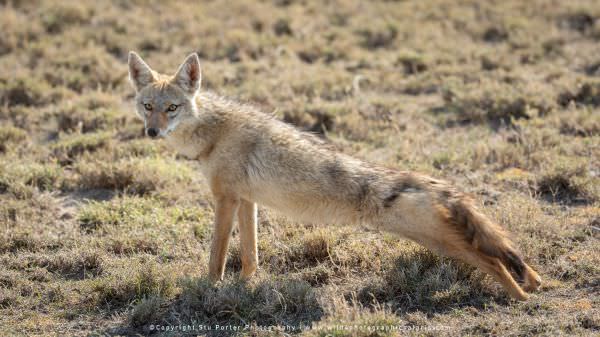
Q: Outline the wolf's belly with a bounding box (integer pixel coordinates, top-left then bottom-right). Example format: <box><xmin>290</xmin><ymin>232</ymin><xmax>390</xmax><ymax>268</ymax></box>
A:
<box><xmin>243</xmin><ymin>181</ymin><xmax>359</xmax><ymax>225</ymax></box>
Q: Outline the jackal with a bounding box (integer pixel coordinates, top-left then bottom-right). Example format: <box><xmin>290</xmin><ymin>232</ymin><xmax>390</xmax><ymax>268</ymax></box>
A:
<box><xmin>127</xmin><ymin>52</ymin><xmax>541</xmax><ymax>300</ymax></box>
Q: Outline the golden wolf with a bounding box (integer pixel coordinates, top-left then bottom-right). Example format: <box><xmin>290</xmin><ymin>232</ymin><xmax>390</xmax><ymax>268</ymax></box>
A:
<box><xmin>127</xmin><ymin>52</ymin><xmax>541</xmax><ymax>300</ymax></box>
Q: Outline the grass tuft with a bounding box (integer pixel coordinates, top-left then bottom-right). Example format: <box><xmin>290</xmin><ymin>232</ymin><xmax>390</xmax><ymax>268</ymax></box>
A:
<box><xmin>87</xmin><ymin>262</ymin><xmax>177</xmax><ymax>310</ymax></box>
<box><xmin>51</xmin><ymin>131</ymin><xmax>112</xmax><ymax>165</ymax></box>
<box><xmin>534</xmin><ymin>159</ymin><xmax>599</xmax><ymax>204</ymax></box>
<box><xmin>72</xmin><ymin>157</ymin><xmax>192</xmax><ymax>195</ymax></box>
<box><xmin>0</xmin><ymin>126</ymin><xmax>28</xmax><ymax>152</ymax></box>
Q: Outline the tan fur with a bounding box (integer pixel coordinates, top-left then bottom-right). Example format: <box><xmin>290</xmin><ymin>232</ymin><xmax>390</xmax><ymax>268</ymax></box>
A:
<box><xmin>127</xmin><ymin>52</ymin><xmax>541</xmax><ymax>300</ymax></box>
<box><xmin>238</xmin><ymin>199</ymin><xmax>258</xmax><ymax>279</ymax></box>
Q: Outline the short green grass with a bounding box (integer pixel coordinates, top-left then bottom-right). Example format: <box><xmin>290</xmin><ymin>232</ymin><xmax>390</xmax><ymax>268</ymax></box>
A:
<box><xmin>0</xmin><ymin>0</ymin><xmax>598</xmax><ymax>336</ymax></box>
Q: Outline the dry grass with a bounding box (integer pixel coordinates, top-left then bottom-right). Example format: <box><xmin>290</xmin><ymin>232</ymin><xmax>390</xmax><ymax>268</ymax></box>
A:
<box><xmin>0</xmin><ymin>0</ymin><xmax>598</xmax><ymax>336</ymax></box>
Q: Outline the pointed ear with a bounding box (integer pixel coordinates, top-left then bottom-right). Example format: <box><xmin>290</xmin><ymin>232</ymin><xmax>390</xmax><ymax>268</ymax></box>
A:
<box><xmin>173</xmin><ymin>53</ymin><xmax>201</xmax><ymax>96</ymax></box>
<box><xmin>128</xmin><ymin>51</ymin><xmax>155</xmax><ymax>91</ymax></box>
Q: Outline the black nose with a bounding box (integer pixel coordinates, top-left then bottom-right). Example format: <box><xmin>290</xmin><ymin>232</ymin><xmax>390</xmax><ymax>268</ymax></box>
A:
<box><xmin>146</xmin><ymin>128</ymin><xmax>159</xmax><ymax>138</ymax></box>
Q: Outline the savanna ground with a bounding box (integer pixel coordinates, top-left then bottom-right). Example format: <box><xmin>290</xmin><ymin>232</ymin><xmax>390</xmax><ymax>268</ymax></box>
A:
<box><xmin>0</xmin><ymin>0</ymin><xmax>599</xmax><ymax>336</ymax></box>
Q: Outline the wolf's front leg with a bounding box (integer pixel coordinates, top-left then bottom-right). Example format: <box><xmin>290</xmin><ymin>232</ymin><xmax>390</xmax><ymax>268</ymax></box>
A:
<box><xmin>238</xmin><ymin>199</ymin><xmax>258</xmax><ymax>280</ymax></box>
<box><xmin>208</xmin><ymin>195</ymin><xmax>240</xmax><ymax>282</ymax></box>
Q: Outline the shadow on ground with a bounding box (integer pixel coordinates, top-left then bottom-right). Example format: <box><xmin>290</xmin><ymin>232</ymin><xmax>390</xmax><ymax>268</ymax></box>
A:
<box><xmin>100</xmin><ymin>250</ymin><xmax>507</xmax><ymax>336</ymax></box>
<box><xmin>355</xmin><ymin>250</ymin><xmax>505</xmax><ymax>315</ymax></box>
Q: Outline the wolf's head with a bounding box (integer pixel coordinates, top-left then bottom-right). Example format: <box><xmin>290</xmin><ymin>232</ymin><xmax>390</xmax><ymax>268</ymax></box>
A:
<box><xmin>127</xmin><ymin>52</ymin><xmax>201</xmax><ymax>138</ymax></box>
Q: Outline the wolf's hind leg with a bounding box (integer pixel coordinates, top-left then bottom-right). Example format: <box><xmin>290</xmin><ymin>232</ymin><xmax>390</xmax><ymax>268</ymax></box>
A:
<box><xmin>238</xmin><ymin>199</ymin><xmax>258</xmax><ymax>280</ymax></box>
<box><xmin>384</xmin><ymin>191</ymin><xmax>541</xmax><ymax>299</ymax></box>
<box><xmin>521</xmin><ymin>264</ymin><xmax>542</xmax><ymax>292</ymax></box>
<box><xmin>445</xmin><ymin>244</ymin><xmax>530</xmax><ymax>301</ymax></box>
<box><xmin>208</xmin><ymin>195</ymin><xmax>240</xmax><ymax>282</ymax></box>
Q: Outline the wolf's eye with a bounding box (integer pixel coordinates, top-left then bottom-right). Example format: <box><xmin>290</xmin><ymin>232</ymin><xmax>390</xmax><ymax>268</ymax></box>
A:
<box><xmin>167</xmin><ymin>104</ymin><xmax>178</xmax><ymax>112</ymax></box>
<box><xmin>143</xmin><ymin>103</ymin><xmax>153</xmax><ymax>111</ymax></box>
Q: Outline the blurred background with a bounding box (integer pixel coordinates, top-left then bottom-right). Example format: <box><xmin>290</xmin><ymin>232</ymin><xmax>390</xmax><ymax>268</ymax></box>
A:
<box><xmin>0</xmin><ymin>0</ymin><xmax>598</xmax><ymax>336</ymax></box>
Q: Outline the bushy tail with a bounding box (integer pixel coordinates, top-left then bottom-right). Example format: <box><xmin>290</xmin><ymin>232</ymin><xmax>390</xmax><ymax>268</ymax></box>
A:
<box><xmin>445</xmin><ymin>196</ymin><xmax>542</xmax><ymax>297</ymax></box>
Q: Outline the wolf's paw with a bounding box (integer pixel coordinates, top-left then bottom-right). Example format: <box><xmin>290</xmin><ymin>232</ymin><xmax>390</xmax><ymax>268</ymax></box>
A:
<box><xmin>521</xmin><ymin>266</ymin><xmax>542</xmax><ymax>292</ymax></box>
<box><xmin>239</xmin><ymin>265</ymin><xmax>257</xmax><ymax>281</ymax></box>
